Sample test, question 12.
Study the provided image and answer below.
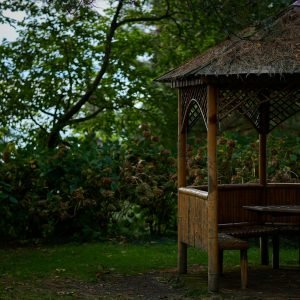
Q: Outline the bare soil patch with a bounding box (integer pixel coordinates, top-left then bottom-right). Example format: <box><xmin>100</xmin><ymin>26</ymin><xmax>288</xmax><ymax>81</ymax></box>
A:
<box><xmin>1</xmin><ymin>265</ymin><xmax>300</xmax><ymax>299</ymax></box>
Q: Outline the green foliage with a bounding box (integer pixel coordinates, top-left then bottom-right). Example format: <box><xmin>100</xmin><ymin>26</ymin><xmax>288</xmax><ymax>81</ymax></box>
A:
<box><xmin>1</xmin><ymin>0</ymin><xmax>290</xmax><ymax>149</ymax></box>
<box><xmin>0</xmin><ymin>3</ymin><xmax>107</xmax><ymax>145</ymax></box>
<box><xmin>0</xmin><ymin>137</ymin><xmax>122</xmax><ymax>242</ymax></box>
<box><xmin>187</xmin><ymin>131</ymin><xmax>300</xmax><ymax>186</ymax></box>
<box><xmin>2</xmin><ymin>125</ymin><xmax>300</xmax><ymax>243</ymax></box>
<box><xmin>0</xmin><ymin>125</ymin><xmax>177</xmax><ymax>242</ymax></box>
<box><xmin>117</xmin><ymin>124</ymin><xmax>177</xmax><ymax>237</ymax></box>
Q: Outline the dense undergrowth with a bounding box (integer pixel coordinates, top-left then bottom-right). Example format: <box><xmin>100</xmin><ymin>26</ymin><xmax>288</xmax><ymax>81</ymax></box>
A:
<box><xmin>1</xmin><ymin>125</ymin><xmax>300</xmax><ymax>244</ymax></box>
<box><xmin>0</xmin><ymin>125</ymin><xmax>177</xmax><ymax>243</ymax></box>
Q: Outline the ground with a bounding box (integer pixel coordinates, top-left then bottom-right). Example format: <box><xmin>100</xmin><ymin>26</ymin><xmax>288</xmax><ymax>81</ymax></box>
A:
<box><xmin>2</xmin><ymin>265</ymin><xmax>300</xmax><ymax>299</ymax></box>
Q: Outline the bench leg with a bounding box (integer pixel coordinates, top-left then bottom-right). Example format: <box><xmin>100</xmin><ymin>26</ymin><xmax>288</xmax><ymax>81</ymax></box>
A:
<box><xmin>218</xmin><ymin>249</ymin><xmax>224</xmax><ymax>275</ymax></box>
<box><xmin>240</xmin><ymin>249</ymin><xmax>248</xmax><ymax>289</ymax></box>
<box><xmin>260</xmin><ymin>236</ymin><xmax>269</xmax><ymax>265</ymax></box>
<box><xmin>298</xmin><ymin>229</ymin><xmax>300</xmax><ymax>265</ymax></box>
<box><xmin>272</xmin><ymin>234</ymin><xmax>279</xmax><ymax>269</ymax></box>
<box><xmin>178</xmin><ymin>241</ymin><xmax>187</xmax><ymax>274</ymax></box>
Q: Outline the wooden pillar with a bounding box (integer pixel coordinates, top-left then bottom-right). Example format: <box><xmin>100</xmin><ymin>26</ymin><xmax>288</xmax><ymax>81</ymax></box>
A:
<box><xmin>207</xmin><ymin>85</ymin><xmax>219</xmax><ymax>292</ymax></box>
<box><xmin>259</xmin><ymin>98</ymin><xmax>270</xmax><ymax>266</ymax></box>
<box><xmin>178</xmin><ymin>89</ymin><xmax>187</xmax><ymax>274</ymax></box>
<box><xmin>259</xmin><ymin>133</ymin><xmax>269</xmax><ymax>265</ymax></box>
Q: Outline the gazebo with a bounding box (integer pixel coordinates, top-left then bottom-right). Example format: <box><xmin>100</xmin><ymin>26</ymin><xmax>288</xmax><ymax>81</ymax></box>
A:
<box><xmin>156</xmin><ymin>1</ymin><xmax>300</xmax><ymax>292</ymax></box>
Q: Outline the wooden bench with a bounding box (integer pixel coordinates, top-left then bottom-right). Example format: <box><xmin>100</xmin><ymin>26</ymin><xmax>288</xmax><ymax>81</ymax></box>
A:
<box><xmin>219</xmin><ymin>224</ymin><xmax>278</xmax><ymax>238</ymax></box>
<box><xmin>218</xmin><ymin>233</ymin><xmax>249</xmax><ymax>289</ymax></box>
<box><xmin>219</xmin><ymin>224</ymin><xmax>279</xmax><ymax>267</ymax></box>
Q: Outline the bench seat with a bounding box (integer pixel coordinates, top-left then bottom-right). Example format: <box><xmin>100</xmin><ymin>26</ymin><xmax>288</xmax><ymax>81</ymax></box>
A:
<box><xmin>219</xmin><ymin>223</ymin><xmax>279</xmax><ymax>267</ymax></box>
<box><xmin>219</xmin><ymin>224</ymin><xmax>278</xmax><ymax>238</ymax></box>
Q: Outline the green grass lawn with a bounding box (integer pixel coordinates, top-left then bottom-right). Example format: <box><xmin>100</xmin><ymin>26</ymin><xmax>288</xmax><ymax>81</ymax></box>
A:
<box><xmin>0</xmin><ymin>239</ymin><xmax>299</xmax><ymax>299</ymax></box>
<box><xmin>0</xmin><ymin>240</ymin><xmax>205</xmax><ymax>281</ymax></box>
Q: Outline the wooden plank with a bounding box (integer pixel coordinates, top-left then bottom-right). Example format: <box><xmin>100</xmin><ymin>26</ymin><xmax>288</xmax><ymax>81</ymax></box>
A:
<box><xmin>178</xmin><ymin>187</ymin><xmax>208</xmax><ymax>199</ymax></box>
<box><xmin>218</xmin><ymin>185</ymin><xmax>263</xmax><ymax>224</ymax></box>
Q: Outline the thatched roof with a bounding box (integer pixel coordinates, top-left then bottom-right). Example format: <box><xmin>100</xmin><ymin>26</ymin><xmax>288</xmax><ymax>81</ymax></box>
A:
<box><xmin>157</xmin><ymin>2</ymin><xmax>300</xmax><ymax>84</ymax></box>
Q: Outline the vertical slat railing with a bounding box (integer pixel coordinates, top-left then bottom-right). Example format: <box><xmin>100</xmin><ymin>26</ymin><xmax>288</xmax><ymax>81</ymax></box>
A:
<box><xmin>178</xmin><ymin>188</ymin><xmax>209</xmax><ymax>250</ymax></box>
<box><xmin>265</xmin><ymin>183</ymin><xmax>300</xmax><ymax>224</ymax></box>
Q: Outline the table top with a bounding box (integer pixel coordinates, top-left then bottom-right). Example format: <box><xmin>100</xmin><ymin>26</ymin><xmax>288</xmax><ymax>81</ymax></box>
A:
<box><xmin>243</xmin><ymin>205</ymin><xmax>300</xmax><ymax>214</ymax></box>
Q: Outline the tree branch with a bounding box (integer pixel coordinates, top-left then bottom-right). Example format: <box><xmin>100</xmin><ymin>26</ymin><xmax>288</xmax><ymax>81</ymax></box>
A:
<box><xmin>48</xmin><ymin>0</ymin><xmax>124</xmax><ymax>147</ymax></box>
<box><xmin>116</xmin><ymin>1</ymin><xmax>173</xmax><ymax>27</ymax></box>
<box><xmin>47</xmin><ymin>0</ymin><xmax>175</xmax><ymax>147</ymax></box>
<box><xmin>68</xmin><ymin>106</ymin><xmax>107</xmax><ymax>124</ymax></box>
<box><xmin>28</xmin><ymin>113</ymin><xmax>48</xmax><ymax>133</ymax></box>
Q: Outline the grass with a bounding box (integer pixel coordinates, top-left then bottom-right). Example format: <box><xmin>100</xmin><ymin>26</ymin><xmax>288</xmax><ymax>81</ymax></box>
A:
<box><xmin>0</xmin><ymin>239</ymin><xmax>206</xmax><ymax>281</ymax></box>
<box><xmin>0</xmin><ymin>238</ymin><xmax>299</xmax><ymax>299</ymax></box>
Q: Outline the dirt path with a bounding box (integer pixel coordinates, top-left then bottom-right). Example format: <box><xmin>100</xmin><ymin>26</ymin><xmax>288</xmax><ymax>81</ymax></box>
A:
<box><xmin>1</xmin><ymin>265</ymin><xmax>300</xmax><ymax>299</ymax></box>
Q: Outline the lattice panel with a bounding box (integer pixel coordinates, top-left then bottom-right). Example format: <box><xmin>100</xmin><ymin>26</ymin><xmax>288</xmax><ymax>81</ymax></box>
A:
<box><xmin>219</xmin><ymin>85</ymin><xmax>300</xmax><ymax>134</ymax></box>
<box><xmin>181</xmin><ymin>85</ymin><xmax>207</xmax><ymax>132</ymax></box>
<box><xmin>268</xmin><ymin>87</ymin><xmax>300</xmax><ymax>132</ymax></box>
<box><xmin>219</xmin><ymin>88</ymin><xmax>264</xmax><ymax>132</ymax></box>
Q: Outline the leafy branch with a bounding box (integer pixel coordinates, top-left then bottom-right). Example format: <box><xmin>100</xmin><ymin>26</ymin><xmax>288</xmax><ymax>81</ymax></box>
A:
<box><xmin>47</xmin><ymin>0</ymin><xmax>173</xmax><ymax>147</ymax></box>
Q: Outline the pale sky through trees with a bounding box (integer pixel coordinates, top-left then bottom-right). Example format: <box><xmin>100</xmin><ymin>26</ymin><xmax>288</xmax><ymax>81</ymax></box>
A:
<box><xmin>0</xmin><ymin>0</ymin><xmax>109</xmax><ymax>41</ymax></box>
<box><xmin>0</xmin><ymin>9</ymin><xmax>24</xmax><ymax>41</ymax></box>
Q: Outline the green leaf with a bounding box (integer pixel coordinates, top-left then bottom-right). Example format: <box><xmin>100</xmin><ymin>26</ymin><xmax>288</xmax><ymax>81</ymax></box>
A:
<box><xmin>8</xmin><ymin>196</ymin><xmax>18</xmax><ymax>204</ymax></box>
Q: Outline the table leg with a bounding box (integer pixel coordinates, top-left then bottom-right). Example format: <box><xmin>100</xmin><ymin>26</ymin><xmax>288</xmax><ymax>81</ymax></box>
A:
<box><xmin>298</xmin><ymin>228</ymin><xmax>300</xmax><ymax>265</ymax></box>
<box><xmin>272</xmin><ymin>233</ymin><xmax>279</xmax><ymax>269</ymax></box>
<box><xmin>260</xmin><ymin>236</ymin><xmax>269</xmax><ymax>265</ymax></box>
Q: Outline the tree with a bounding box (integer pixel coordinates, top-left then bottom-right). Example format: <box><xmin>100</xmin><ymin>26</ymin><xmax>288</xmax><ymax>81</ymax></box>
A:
<box><xmin>0</xmin><ymin>0</ymin><xmax>175</xmax><ymax>148</ymax></box>
<box><xmin>0</xmin><ymin>0</ymin><xmax>291</xmax><ymax>149</ymax></box>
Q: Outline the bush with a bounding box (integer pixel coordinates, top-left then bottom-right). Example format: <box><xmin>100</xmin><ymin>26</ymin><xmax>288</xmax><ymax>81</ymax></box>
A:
<box><xmin>3</xmin><ymin>127</ymin><xmax>298</xmax><ymax>244</ymax></box>
<box><xmin>118</xmin><ymin>124</ymin><xmax>177</xmax><ymax>237</ymax></box>
<box><xmin>0</xmin><ymin>127</ymin><xmax>177</xmax><ymax>243</ymax></box>
<box><xmin>0</xmin><ymin>138</ymin><xmax>121</xmax><ymax>242</ymax></box>
<box><xmin>186</xmin><ymin>132</ymin><xmax>300</xmax><ymax>185</ymax></box>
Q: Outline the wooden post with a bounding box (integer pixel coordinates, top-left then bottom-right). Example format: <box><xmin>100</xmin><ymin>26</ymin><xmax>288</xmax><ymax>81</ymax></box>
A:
<box><xmin>240</xmin><ymin>249</ymin><xmax>248</xmax><ymax>289</ymax></box>
<box><xmin>259</xmin><ymin>133</ymin><xmax>269</xmax><ymax>265</ymax></box>
<box><xmin>178</xmin><ymin>89</ymin><xmax>187</xmax><ymax>274</ymax></box>
<box><xmin>207</xmin><ymin>85</ymin><xmax>219</xmax><ymax>292</ymax></box>
<box><xmin>259</xmin><ymin>98</ymin><xmax>270</xmax><ymax>266</ymax></box>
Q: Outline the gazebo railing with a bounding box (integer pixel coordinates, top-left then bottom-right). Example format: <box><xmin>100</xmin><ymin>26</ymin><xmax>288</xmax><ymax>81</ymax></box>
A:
<box><xmin>218</xmin><ymin>184</ymin><xmax>264</xmax><ymax>224</ymax></box>
<box><xmin>265</xmin><ymin>183</ymin><xmax>300</xmax><ymax>224</ymax></box>
<box><xmin>178</xmin><ymin>183</ymin><xmax>300</xmax><ymax>252</ymax></box>
<box><xmin>178</xmin><ymin>187</ymin><xmax>208</xmax><ymax>250</ymax></box>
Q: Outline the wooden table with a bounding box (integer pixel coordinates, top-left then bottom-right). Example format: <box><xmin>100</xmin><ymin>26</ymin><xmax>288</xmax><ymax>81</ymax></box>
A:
<box><xmin>243</xmin><ymin>205</ymin><xmax>300</xmax><ymax>268</ymax></box>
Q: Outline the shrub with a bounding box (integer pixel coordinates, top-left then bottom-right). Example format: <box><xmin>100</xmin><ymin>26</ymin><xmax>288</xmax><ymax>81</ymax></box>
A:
<box><xmin>118</xmin><ymin>124</ymin><xmax>177</xmax><ymax>237</ymax></box>
<box><xmin>0</xmin><ymin>138</ymin><xmax>121</xmax><ymax>242</ymax></box>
